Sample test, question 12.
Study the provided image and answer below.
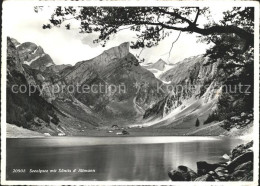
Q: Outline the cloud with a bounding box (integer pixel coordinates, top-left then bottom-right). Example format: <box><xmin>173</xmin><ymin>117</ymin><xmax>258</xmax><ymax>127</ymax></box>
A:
<box><xmin>3</xmin><ymin>4</ymin><xmax>228</xmax><ymax>66</ymax></box>
<box><xmin>81</xmin><ymin>34</ymin><xmax>100</xmax><ymax>48</ymax></box>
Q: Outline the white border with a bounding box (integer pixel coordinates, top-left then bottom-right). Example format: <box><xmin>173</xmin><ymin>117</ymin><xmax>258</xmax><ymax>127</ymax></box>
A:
<box><xmin>1</xmin><ymin>1</ymin><xmax>259</xmax><ymax>185</ymax></box>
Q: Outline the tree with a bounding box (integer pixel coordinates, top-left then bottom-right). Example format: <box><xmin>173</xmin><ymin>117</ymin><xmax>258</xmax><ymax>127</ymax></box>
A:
<box><xmin>195</xmin><ymin>118</ymin><xmax>200</xmax><ymax>127</ymax></box>
<box><xmin>38</xmin><ymin>6</ymin><xmax>254</xmax><ymax>62</ymax></box>
<box><xmin>204</xmin><ymin>112</ymin><xmax>219</xmax><ymax>125</ymax></box>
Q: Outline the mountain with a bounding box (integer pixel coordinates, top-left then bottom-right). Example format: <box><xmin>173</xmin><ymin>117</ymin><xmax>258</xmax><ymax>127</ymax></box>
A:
<box><xmin>45</xmin><ymin>64</ymin><xmax>72</xmax><ymax>73</ymax></box>
<box><xmin>6</xmin><ymin>37</ymin><xmax>253</xmax><ymax>136</ymax></box>
<box><xmin>10</xmin><ymin>38</ymin><xmax>21</xmax><ymax>47</ymax></box>
<box><xmin>142</xmin><ymin>53</ymin><xmax>252</xmax><ymax>135</ymax></box>
<box><xmin>159</xmin><ymin>55</ymin><xmax>218</xmax><ymax>84</ymax></box>
<box><xmin>61</xmin><ymin>42</ymin><xmax>166</xmax><ymax>123</ymax></box>
<box><xmin>143</xmin><ymin>55</ymin><xmax>223</xmax><ymax>128</ymax></box>
<box><xmin>143</xmin><ymin>59</ymin><xmax>175</xmax><ymax>79</ymax></box>
<box><xmin>17</xmin><ymin>42</ymin><xmax>55</xmax><ymax>71</ymax></box>
<box><xmin>7</xmin><ymin>37</ymin><xmax>61</xmax><ymax>132</ymax></box>
<box><xmin>6</xmin><ymin>37</ymin><xmax>102</xmax><ymax>135</ymax></box>
<box><xmin>144</xmin><ymin>59</ymin><xmax>167</xmax><ymax>71</ymax></box>
<box><xmin>7</xmin><ymin>37</ymin><xmax>166</xmax><ymax>134</ymax></box>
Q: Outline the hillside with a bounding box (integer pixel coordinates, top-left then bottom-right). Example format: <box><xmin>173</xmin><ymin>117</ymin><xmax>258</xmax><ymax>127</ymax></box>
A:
<box><xmin>6</xmin><ymin>37</ymin><xmax>253</xmax><ymax>136</ymax></box>
<box><xmin>141</xmin><ymin>54</ymin><xmax>253</xmax><ymax>135</ymax></box>
<box><xmin>6</xmin><ymin>37</ymin><xmax>166</xmax><ymax>135</ymax></box>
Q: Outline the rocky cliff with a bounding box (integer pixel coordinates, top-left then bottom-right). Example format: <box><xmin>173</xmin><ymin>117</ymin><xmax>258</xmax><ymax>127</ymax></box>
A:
<box><xmin>159</xmin><ymin>55</ymin><xmax>219</xmax><ymax>85</ymax></box>
<box><xmin>143</xmin><ymin>51</ymin><xmax>253</xmax><ymax>134</ymax></box>
<box><xmin>168</xmin><ymin>141</ymin><xmax>253</xmax><ymax>181</ymax></box>
<box><xmin>7</xmin><ymin>37</ymin><xmax>252</xmax><ymax>135</ymax></box>
<box><xmin>62</xmin><ymin>42</ymin><xmax>165</xmax><ymax>123</ymax></box>
<box><xmin>17</xmin><ymin>42</ymin><xmax>55</xmax><ymax>71</ymax></box>
<box><xmin>6</xmin><ymin>37</ymin><xmax>102</xmax><ymax>135</ymax></box>
<box><xmin>143</xmin><ymin>55</ymin><xmax>223</xmax><ymax>129</ymax></box>
<box><xmin>7</xmin><ymin>37</ymin><xmax>24</xmax><ymax>73</ymax></box>
<box><xmin>7</xmin><ymin>37</ymin><xmax>165</xmax><ymax>133</ymax></box>
<box><xmin>7</xmin><ymin>37</ymin><xmax>60</xmax><ymax>131</ymax></box>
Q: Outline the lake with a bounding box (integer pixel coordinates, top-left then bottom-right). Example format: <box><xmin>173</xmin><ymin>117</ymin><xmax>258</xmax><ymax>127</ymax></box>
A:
<box><xmin>6</xmin><ymin>137</ymin><xmax>244</xmax><ymax>181</ymax></box>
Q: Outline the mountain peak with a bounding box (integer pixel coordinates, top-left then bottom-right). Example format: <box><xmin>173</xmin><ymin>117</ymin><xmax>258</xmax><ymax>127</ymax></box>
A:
<box><xmin>79</xmin><ymin>42</ymin><xmax>130</xmax><ymax>70</ymax></box>
<box><xmin>103</xmin><ymin>42</ymin><xmax>130</xmax><ymax>59</ymax></box>
<box><xmin>156</xmin><ymin>58</ymin><xmax>167</xmax><ymax>65</ymax></box>
<box><xmin>16</xmin><ymin>41</ymin><xmax>55</xmax><ymax>71</ymax></box>
<box><xmin>145</xmin><ymin>58</ymin><xmax>167</xmax><ymax>71</ymax></box>
<box><xmin>10</xmin><ymin>37</ymin><xmax>21</xmax><ymax>47</ymax></box>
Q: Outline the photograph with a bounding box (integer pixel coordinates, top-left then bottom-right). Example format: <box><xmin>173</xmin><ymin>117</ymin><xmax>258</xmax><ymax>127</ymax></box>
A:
<box><xmin>1</xmin><ymin>0</ymin><xmax>259</xmax><ymax>185</ymax></box>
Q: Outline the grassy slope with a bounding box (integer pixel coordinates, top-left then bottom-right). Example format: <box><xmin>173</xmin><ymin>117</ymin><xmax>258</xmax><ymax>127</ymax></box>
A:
<box><xmin>6</xmin><ymin>123</ymin><xmax>45</xmax><ymax>138</ymax></box>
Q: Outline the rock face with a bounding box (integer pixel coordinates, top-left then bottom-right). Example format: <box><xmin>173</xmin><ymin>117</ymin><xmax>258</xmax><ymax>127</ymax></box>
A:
<box><xmin>6</xmin><ymin>37</ymin><xmax>102</xmax><ymax>135</ymax></box>
<box><xmin>196</xmin><ymin>161</ymin><xmax>225</xmax><ymax>176</ymax></box>
<box><xmin>6</xmin><ymin>37</ymin><xmax>165</xmax><ymax>133</ymax></box>
<box><xmin>7</xmin><ymin>37</ymin><xmax>24</xmax><ymax>73</ymax></box>
<box><xmin>6</xmin><ymin>37</ymin><xmax>252</xmax><ymax>135</ymax></box>
<box><xmin>6</xmin><ymin>37</ymin><xmax>60</xmax><ymax>130</ymax></box>
<box><xmin>227</xmin><ymin>151</ymin><xmax>253</xmax><ymax>172</ymax></box>
<box><xmin>64</xmin><ymin>42</ymin><xmax>131</xmax><ymax>83</ymax></box>
<box><xmin>159</xmin><ymin>55</ymin><xmax>219</xmax><ymax>84</ymax></box>
<box><xmin>45</xmin><ymin>64</ymin><xmax>72</xmax><ymax>73</ymax></box>
<box><xmin>10</xmin><ymin>38</ymin><xmax>21</xmax><ymax>47</ymax></box>
<box><xmin>62</xmin><ymin>42</ymin><xmax>165</xmax><ymax>122</ymax></box>
<box><xmin>194</xmin><ymin>174</ymin><xmax>215</xmax><ymax>181</ymax></box>
<box><xmin>17</xmin><ymin>42</ymin><xmax>55</xmax><ymax>71</ymax></box>
<box><xmin>144</xmin><ymin>59</ymin><xmax>168</xmax><ymax>71</ymax></box>
<box><xmin>168</xmin><ymin>165</ymin><xmax>198</xmax><ymax>181</ymax></box>
<box><xmin>230</xmin><ymin>141</ymin><xmax>253</xmax><ymax>159</ymax></box>
<box><xmin>143</xmin><ymin>55</ymin><xmax>222</xmax><ymax>126</ymax></box>
<box><xmin>168</xmin><ymin>141</ymin><xmax>254</xmax><ymax>182</ymax></box>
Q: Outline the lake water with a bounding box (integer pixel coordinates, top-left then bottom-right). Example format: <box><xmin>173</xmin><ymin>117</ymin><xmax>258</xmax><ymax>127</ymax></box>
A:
<box><xmin>6</xmin><ymin>137</ymin><xmax>244</xmax><ymax>181</ymax></box>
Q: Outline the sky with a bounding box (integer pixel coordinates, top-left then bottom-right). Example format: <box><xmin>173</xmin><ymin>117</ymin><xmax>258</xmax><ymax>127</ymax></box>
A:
<box><xmin>3</xmin><ymin>3</ymin><xmax>231</xmax><ymax>66</ymax></box>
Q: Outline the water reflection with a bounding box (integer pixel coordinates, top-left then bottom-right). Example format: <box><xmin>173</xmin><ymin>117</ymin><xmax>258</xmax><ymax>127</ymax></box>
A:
<box><xmin>7</xmin><ymin>137</ymin><xmax>243</xmax><ymax>181</ymax></box>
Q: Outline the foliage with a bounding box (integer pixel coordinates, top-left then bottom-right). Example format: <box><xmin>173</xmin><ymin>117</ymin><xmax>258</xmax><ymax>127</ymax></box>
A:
<box><xmin>24</xmin><ymin>111</ymin><xmax>34</xmax><ymax>122</ymax></box>
<box><xmin>195</xmin><ymin>118</ymin><xmax>200</xmax><ymax>127</ymax></box>
<box><xmin>204</xmin><ymin>112</ymin><xmax>219</xmax><ymax>125</ymax></box>
<box><xmin>36</xmin><ymin>6</ymin><xmax>254</xmax><ymax>128</ymax></box>
<box><xmin>216</xmin><ymin>92</ymin><xmax>252</xmax><ymax>123</ymax></box>
<box><xmin>122</xmin><ymin>130</ymin><xmax>129</xmax><ymax>135</ymax></box>
<box><xmin>51</xmin><ymin>114</ymin><xmax>60</xmax><ymax>125</ymax></box>
<box><xmin>7</xmin><ymin>70</ymin><xmax>60</xmax><ymax>129</ymax></box>
<box><xmin>38</xmin><ymin>6</ymin><xmax>253</xmax><ymax>58</ymax></box>
<box><xmin>199</xmin><ymin>7</ymin><xmax>254</xmax><ymax>121</ymax></box>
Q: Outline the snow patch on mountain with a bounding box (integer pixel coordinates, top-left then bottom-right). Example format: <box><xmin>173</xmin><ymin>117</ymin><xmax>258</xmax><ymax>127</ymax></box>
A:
<box><xmin>24</xmin><ymin>54</ymin><xmax>45</xmax><ymax>66</ymax></box>
<box><xmin>32</xmin><ymin>46</ymin><xmax>39</xmax><ymax>54</ymax></box>
<box><xmin>46</xmin><ymin>62</ymin><xmax>54</xmax><ymax>67</ymax></box>
<box><xmin>143</xmin><ymin>63</ymin><xmax>175</xmax><ymax>80</ymax></box>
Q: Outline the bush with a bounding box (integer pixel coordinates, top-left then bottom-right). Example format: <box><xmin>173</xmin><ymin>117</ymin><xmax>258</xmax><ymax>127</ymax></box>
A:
<box><xmin>24</xmin><ymin>111</ymin><xmax>34</xmax><ymax>122</ymax></box>
<box><xmin>195</xmin><ymin>118</ymin><xmax>200</xmax><ymax>127</ymax></box>
<box><xmin>51</xmin><ymin>114</ymin><xmax>60</xmax><ymax>125</ymax></box>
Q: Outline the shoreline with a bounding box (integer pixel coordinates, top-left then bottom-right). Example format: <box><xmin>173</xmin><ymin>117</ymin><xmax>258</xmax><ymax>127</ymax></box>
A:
<box><xmin>6</xmin><ymin>123</ymin><xmax>45</xmax><ymax>138</ymax></box>
<box><xmin>6</xmin><ymin>122</ymin><xmax>253</xmax><ymax>139</ymax></box>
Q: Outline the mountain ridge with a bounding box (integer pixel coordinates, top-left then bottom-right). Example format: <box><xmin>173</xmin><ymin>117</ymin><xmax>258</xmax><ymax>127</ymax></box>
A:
<box><xmin>7</xmin><ymin>37</ymin><xmax>166</xmax><ymax>133</ymax></box>
<box><xmin>17</xmin><ymin>42</ymin><xmax>55</xmax><ymax>71</ymax></box>
<box><xmin>6</xmin><ymin>37</ymin><xmax>253</xmax><ymax>136</ymax></box>
<box><xmin>144</xmin><ymin>58</ymin><xmax>168</xmax><ymax>71</ymax></box>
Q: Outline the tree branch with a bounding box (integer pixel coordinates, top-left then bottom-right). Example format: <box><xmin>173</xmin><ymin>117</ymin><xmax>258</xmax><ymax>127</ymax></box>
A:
<box><xmin>168</xmin><ymin>31</ymin><xmax>182</xmax><ymax>61</ymax></box>
<box><xmin>192</xmin><ymin>25</ymin><xmax>254</xmax><ymax>46</ymax></box>
<box><xmin>48</xmin><ymin>7</ymin><xmax>254</xmax><ymax>49</ymax></box>
<box><xmin>193</xmin><ymin>8</ymin><xmax>200</xmax><ymax>24</ymax></box>
<box><xmin>157</xmin><ymin>8</ymin><xmax>194</xmax><ymax>25</ymax></box>
<box><xmin>124</xmin><ymin>20</ymin><xmax>253</xmax><ymax>47</ymax></box>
